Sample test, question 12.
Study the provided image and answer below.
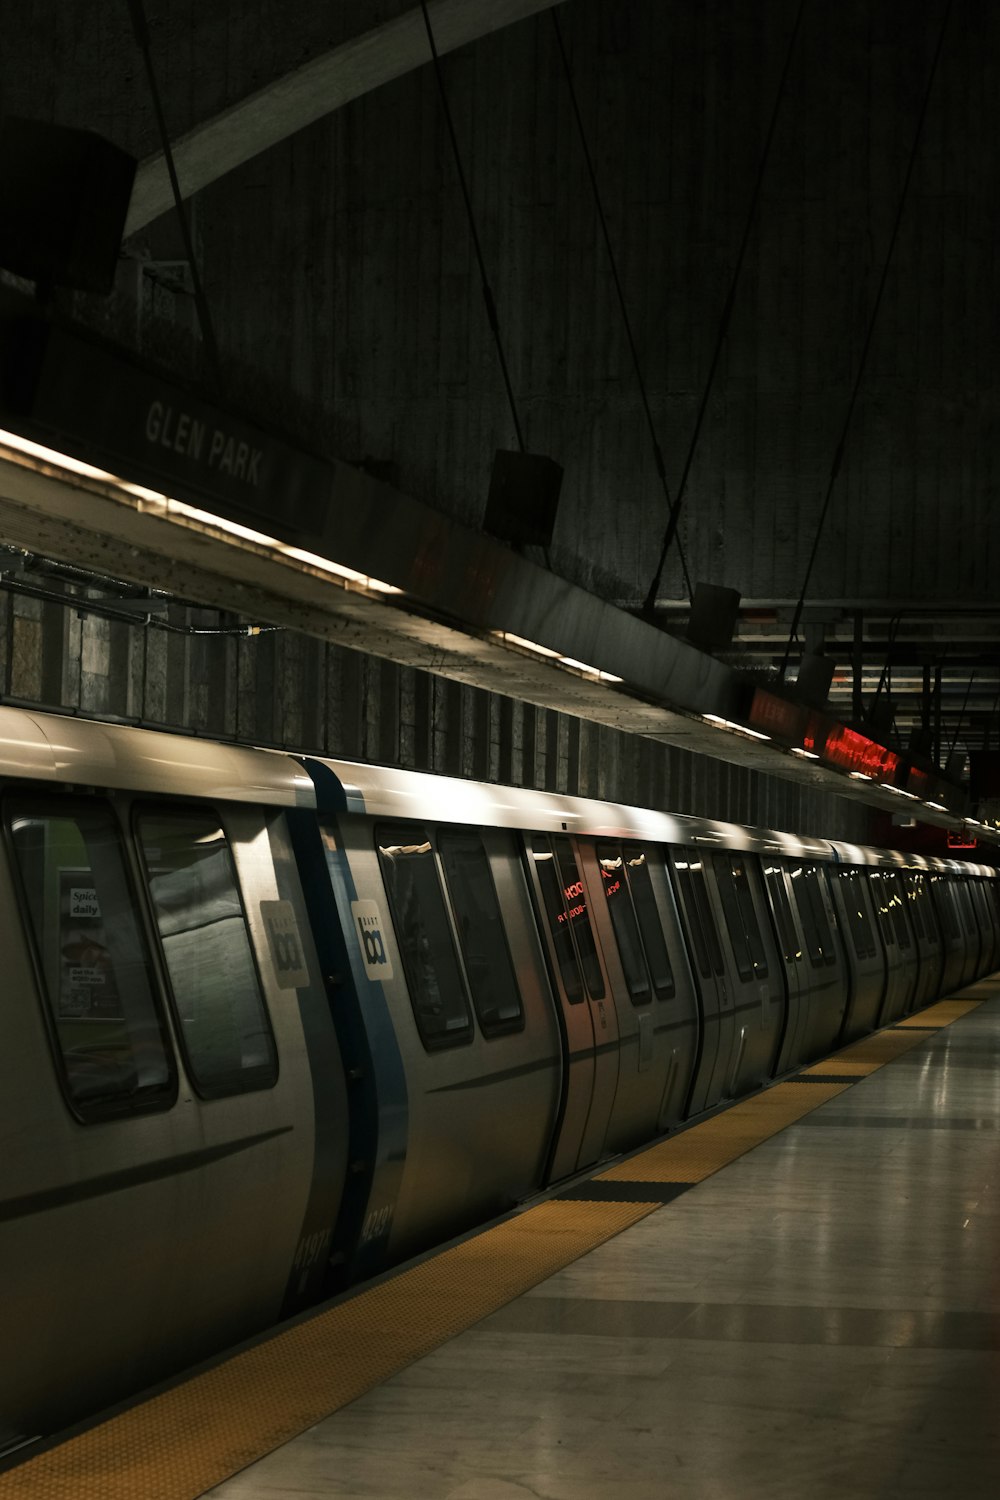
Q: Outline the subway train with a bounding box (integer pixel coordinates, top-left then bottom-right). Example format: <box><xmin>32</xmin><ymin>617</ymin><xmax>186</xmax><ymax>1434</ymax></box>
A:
<box><xmin>0</xmin><ymin>705</ymin><xmax>996</xmax><ymax>1453</ymax></box>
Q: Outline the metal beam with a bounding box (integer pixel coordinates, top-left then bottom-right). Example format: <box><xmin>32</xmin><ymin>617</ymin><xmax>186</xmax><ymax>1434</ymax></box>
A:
<box><xmin>125</xmin><ymin>0</ymin><xmax>568</xmax><ymax>235</ymax></box>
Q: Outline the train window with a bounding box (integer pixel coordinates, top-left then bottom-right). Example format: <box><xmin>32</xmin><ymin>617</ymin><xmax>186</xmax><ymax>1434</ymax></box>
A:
<box><xmin>790</xmin><ymin>865</ymin><xmax>835</xmax><ymax>968</ymax></box>
<box><xmin>764</xmin><ymin>865</ymin><xmax>800</xmax><ymax>965</ymax></box>
<box><xmin>885</xmin><ymin>873</ymin><xmax>912</xmax><ymax>951</ymax></box>
<box><xmin>376</xmin><ymin>824</ymin><xmax>473</xmax><ymax>1048</ymax></box>
<box><xmin>913</xmin><ymin>875</ymin><xmax>938</xmax><ymax>943</ymax></box>
<box><xmin>137</xmin><ymin>809</ymin><xmax>279</xmax><ymax>1096</ymax></box>
<box><xmin>598</xmin><ymin>842</ymin><xmax>652</xmax><ymax>1005</ymax></box>
<box><xmin>623</xmin><ymin>843</ymin><xmax>675</xmax><ymax>999</ymax></box>
<box><xmin>904</xmin><ymin>875</ymin><xmax>927</xmax><ymax>943</ymax></box>
<box><xmin>731</xmin><ymin>858</ymin><xmax>769</xmax><ymax>981</ymax></box>
<box><xmin>553</xmin><ymin>837</ymin><xmax>605</xmax><ymax>1000</ymax></box>
<box><xmin>835</xmin><ymin>870</ymin><xmax>876</xmax><ymax>960</ymax></box>
<box><xmin>531</xmin><ymin>836</ymin><xmax>584</xmax><ymax>1003</ymax></box>
<box><xmin>712</xmin><ymin>856</ymin><xmax>754</xmax><ymax>982</ymax></box>
<box><xmin>932</xmin><ymin>877</ymin><xmax>960</xmax><ymax>942</ymax></box>
<box><xmin>672</xmin><ymin>853</ymin><xmax>724</xmax><ymax>978</ymax></box>
<box><xmin>7</xmin><ymin>797</ymin><xmax>175</xmax><ymax>1120</ymax></box>
<box><xmin>871</xmin><ymin>872</ymin><xmax>897</xmax><ymax>949</ymax></box>
<box><xmin>438</xmin><ymin>831</ymin><xmax>524</xmax><ymax>1036</ymax></box>
<box><xmin>959</xmin><ymin>883</ymin><xmax>977</xmax><ymax>936</ymax></box>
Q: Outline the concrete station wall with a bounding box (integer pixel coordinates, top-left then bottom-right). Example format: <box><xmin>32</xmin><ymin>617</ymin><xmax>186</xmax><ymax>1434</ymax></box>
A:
<box><xmin>0</xmin><ymin>589</ymin><xmax>869</xmax><ymax>839</ymax></box>
<box><xmin>3</xmin><ymin>1</ymin><xmax>995</xmax><ymax>607</ymax></box>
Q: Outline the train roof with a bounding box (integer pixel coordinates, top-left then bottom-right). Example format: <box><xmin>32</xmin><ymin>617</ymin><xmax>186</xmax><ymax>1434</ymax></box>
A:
<box><xmin>829</xmin><ymin>840</ymin><xmax>997</xmax><ymax>877</ymax></box>
<box><xmin>305</xmin><ymin>755</ymin><xmax>835</xmax><ymax>860</ymax></box>
<box><xmin>0</xmin><ymin>706</ymin><xmax>315</xmax><ymax>806</ymax></box>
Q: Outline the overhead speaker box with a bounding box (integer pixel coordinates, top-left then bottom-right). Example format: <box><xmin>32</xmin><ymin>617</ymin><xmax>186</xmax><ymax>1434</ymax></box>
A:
<box><xmin>685</xmin><ymin>582</ymin><xmax>740</xmax><ymax>652</ymax></box>
<box><xmin>484</xmin><ymin>450</ymin><xmax>563</xmax><ymax>549</ymax></box>
<box><xmin>0</xmin><ymin>117</ymin><xmax>136</xmax><ymax>294</ymax></box>
<box><xmin>794</xmin><ymin>652</ymin><xmax>834</xmax><ymax>708</ymax></box>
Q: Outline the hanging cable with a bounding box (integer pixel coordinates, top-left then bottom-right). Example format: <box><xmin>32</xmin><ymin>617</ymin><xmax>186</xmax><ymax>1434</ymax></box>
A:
<box><xmin>779</xmin><ymin>0</ymin><xmax>952</xmax><ymax>679</ymax></box>
<box><xmin>550</xmin><ymin>10</ymin><xmax>693</xmax><ymax>602</ymax></box>
<box><xmin>125</xmin><ymin>0</ymin><xmax>224</xmax><ymax>393</ymax></box>
<box><xmin>419</xmin><ymin>0</ymin><xmax>525</xmax><ymax>453</ymax></box>
<box><xmin>947</xmin><ymin>671</ymin><xmax>975</xmax><ymax>762</ymax></box>
<box><xmin>641</xmin><ymin>0</ymin><xmax>807</xmax><ymax>614</ymax></box>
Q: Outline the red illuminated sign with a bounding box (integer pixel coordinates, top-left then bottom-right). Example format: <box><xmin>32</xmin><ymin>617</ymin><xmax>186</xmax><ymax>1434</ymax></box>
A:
<box><xmin>947</xmin><ymin>831</ymin><xmax>977</xmax><ymax>850</ymax></box>
<box><xmin>821</xmin><ymin>724</ymin><xmax>900</xmax><ymax>782</ymax></box>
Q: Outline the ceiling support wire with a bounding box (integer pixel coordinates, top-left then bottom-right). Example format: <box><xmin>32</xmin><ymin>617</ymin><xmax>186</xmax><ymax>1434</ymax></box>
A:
<box><xmin>549</xmin><ymin>10</ymin><xmax>692</xmax><ymax>601</ymax></box>
<box><xmin>125</xmin><ymin>0</ymin><xmax>224</xmax><ymax>393</ymax></box>
<box><xmin>779</xmin><ymin>0</ymin><xmax>953</xmax><ymax>679</ymax></box>
<box><xmin>641</xmin><ymin>0</ymin><xmax>807</xmax><ymax>614</ymax></box>
<box><xmin>419</xmin><ymin>0</ymin><xmax>525</xmax><ymax>455</ymax></box>
<box><xmin>947</xmin><ymin>671</ymin><xmax>976</xmax><ymax>762</ymax></box>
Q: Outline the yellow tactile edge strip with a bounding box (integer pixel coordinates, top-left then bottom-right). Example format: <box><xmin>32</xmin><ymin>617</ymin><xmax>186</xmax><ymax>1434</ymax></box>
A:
<box><xmin>2</xmin><ymin>983</ymin><xmax>994</xmax><ymax>1500</ymax></box>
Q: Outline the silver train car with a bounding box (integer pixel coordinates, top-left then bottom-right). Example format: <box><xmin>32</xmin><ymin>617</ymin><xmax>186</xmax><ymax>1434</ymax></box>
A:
<box><xmin>0</xmin><ymin>707</ymin><xmax>996</xmax><ymax>1452</ymax></box>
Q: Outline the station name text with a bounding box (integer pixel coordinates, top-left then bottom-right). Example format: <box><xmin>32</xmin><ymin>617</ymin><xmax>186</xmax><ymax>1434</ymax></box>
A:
<box><xmin>144</xmin><ymin>400</ymin><xmax>264</xmax><ymax>487</ymax></box>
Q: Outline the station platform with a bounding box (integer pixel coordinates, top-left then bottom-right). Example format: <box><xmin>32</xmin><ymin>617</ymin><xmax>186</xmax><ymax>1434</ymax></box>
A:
<box><xmin>5</xmin><ymin>981</ymin><xmax>999</xmax><ymax>1500</ymax></box>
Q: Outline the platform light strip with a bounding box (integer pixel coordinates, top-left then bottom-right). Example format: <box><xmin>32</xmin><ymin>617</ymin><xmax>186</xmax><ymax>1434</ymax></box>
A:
<box><xmin>0</xmin><ymin>427</ymin><xmax>404</xmax><ymax>597</ymax></box>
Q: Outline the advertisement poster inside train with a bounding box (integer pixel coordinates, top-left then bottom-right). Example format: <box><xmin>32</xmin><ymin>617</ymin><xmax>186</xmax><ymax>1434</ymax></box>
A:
<box><xmin>58</xmin><ymin>869</ymin><xmax>124</xmax><ymax>1020</ymax></box>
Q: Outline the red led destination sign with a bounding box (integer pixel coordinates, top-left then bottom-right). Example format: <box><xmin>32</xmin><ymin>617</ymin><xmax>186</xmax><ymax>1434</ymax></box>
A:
<box><xmin>748</xmin><ymin>689</ymin><xmax>901</xmax><ymax>783</ymax></box>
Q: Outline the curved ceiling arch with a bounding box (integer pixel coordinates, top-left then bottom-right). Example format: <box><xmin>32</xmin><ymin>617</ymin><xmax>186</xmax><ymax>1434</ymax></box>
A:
<box><xmin>125</xmin><ymin>0</ymin><xmax>568</xmax><ymax>236</ymax></box>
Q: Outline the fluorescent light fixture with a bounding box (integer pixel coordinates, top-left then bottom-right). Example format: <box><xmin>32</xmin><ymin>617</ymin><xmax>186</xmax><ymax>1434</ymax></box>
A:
<box><xmin>701</xmin><ymin>713</ymin><xmax>771</xmax><ymax>742</ymax></box>
<box><xmin>0</xmin><ymin>426</ymin><xmax>405</xmax><ymax>596</ymax></box>
<box><xmin>557</xmin><ymin>655</ymin><xmax>624</xmax><ymax>683</ymax></box>
<box><xmin>492</xmin><ymin>630</ymin><xmax>562</xmax><ymax>659</ymax></box>
<box><xmin>491</xmin><ymin>633</ymin><xmax>623</xmax><ymax>682</ymax></box>
<box><xmin>879</xmin><ymin>783</ymin><xmax>919</xmax><ymax>800</ymax></box>
<box><xmin>849</xmin><ymin>771</ymin><xmax>873</xmax><ymax>780</ymax></box>
<box><xmin>924</xmin><ymin>801</ymin><xmax>948</xmax><ymax>812</ymax></box>
<box><xmin>790</xmin><ymin>747</ymin><xmax>820</xmax><ymax>760</ymax></box>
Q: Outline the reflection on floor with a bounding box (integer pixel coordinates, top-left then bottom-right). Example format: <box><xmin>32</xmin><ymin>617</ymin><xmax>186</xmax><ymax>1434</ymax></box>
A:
<box><xmin>209</xmin><ymin>985</ymin><xmax>1000</xmax><ymax>1500</ymax></box>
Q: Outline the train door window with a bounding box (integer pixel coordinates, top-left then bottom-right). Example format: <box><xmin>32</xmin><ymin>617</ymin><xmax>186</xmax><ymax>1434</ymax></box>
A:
<box><xmin>914</xmin><ymin>875</ymin><xmax>938</xmax><ymax>943</ymax></box>
<box><xmin>598</xmin><ymin>842</ymin><xmax>651</xmax><ymax>1004</ymax></box>
<box><xmin>137</xmin><ymin>809</ymin><xmax>279</xmax><ymax>1095</ymax></box>
<box><xmin>791</xmin><ymin>865</ymin><xmax>835</xmax><ymax>967</ymax></box>
<box><xmin>959</xmin><ymin>883</ymin><xmax>977</xmax><ymax>937</ymax></box>
<box><xmin>712</xmin><ymin>855</ymin><xmax>754</xmax><ymax>982</ymax></box>
<box><xmin>531</xmin><ymin>836</ymin><xmax>584</xmax><ymax>1003</ymax></box>
<box><xmin>871</xmin><ymin>872</ymin><xmax>897</xmax><ymax>950</ymax></box>
<box><xmin>836</xmin><ymin>870</ymin><xmax>875</xmax><ymax>960</ymax></box>
<box><xmin>6</xmin><ymin>797</ymin><xmax>175</xmax><ymax>1120</ymax></box>
<box><xmin>764</xmin><ymin>865</ymin><xmax>800</xmax><ymax>964</ymax></box>
<box><xmin>933</xmin><ymin>878</ymin><xmax>960</xmax><ymax>942</ymax></box>
<box><xmin>552</xmin><ymin>836</ymin><xmax>605</xmax><ymax>999</ymax></box>
<box><xmin>672</xmin><ymin>852</ymin><xmax>724</xmax><ymax>977</ymax></box>
<box><xmin>731</xmin><ymin>858</ymin><xmax>769</xmax><ymax>980</ymax></box>
<box><xmin>624</xmin><ymin>843</ymin><xmax>675</xmax><ymax>999</ymax></box>
<box><xmin>885</xmin><ymin>873</ymin><xmax>912</xmax><ymax>951</ymax></box>
<box><xmin>376</xmin><ymin>824</ymin><xmax>473</xmax><ymax>1049</ymax></box>
<box><xmin>905</xmin><ymin>875</ymin><xmax>927</xmax><ymax>943</ymax></box>
<box><xmin>438</xmin><ymin>831</ymin><xmax>524</xmax><ymax>1036</ymax></box>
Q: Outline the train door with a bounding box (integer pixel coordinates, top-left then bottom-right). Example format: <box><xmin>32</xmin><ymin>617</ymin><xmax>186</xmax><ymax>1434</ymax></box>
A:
<box><xmin>762</xmin><ymin>860</ymin><xmax>809</xmax><ymax>1074</ymax></box>
<box><xmin>589</xmin><ymin>839</ymin><xmax>699</xmax><ymax>1148</ymax></box>
<box><xmin>829</xmin><ymin>866</ymin><xmax>885</xmax><ymax>1041</ymax></box>
<box><xmin>668</xmin><ymin>847</ymin><xmax>732</xmax><ymax>1114</ymax></box>
<box><xmin>870</xmin><ymin>870</ymin><xmax>907</xmax><ymax>1023</ymax></box>
<box><xmin>930</xmin><ymin>876</ymin><xmax>965</xmax><ymax>995</ymax></box>
<box><xmin>709</xmin><ymin>852</ymin><xmax>784</xmax><ymax>1090</ymax></box>
<box><xmin>955</xmin><ymin>879</ymin><xmax>980</xmax><ymax>987</ymax></box>
<box><xmin>784</xmin><ymin>861</ymin><xmax>846</xmax><ymax>1059</ymax></box>
<box><xmin>974</xmin><ymin>880</ymin><xmax>1000</xmax><ymax>973</ymax></box>
<box><xmin>903</xmin><ymin>872</ymin><xmax>943</xmax><ymax>1011</ymax></box>
<box><xmin>525</xmin><ymin>833</ymin><xmax>620</xmax><ymax>1182</ymax></box>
